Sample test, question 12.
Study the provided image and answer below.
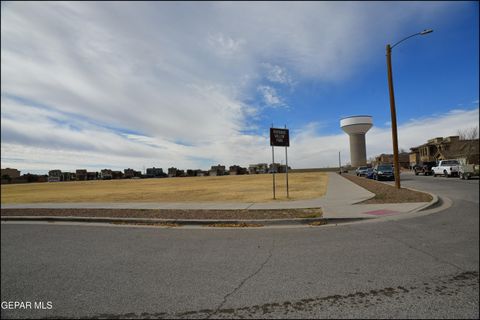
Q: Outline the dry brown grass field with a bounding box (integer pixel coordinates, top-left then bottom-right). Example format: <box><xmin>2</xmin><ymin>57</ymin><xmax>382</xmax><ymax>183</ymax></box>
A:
<box><xmin>1</xmin><ymin>172</ymin><xmax>328</xmax><ymax>204</ymax></box>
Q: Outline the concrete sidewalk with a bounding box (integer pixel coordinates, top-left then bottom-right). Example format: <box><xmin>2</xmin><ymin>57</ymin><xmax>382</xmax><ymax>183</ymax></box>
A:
<box><xmin>1</xmin><ymin>173</ymin><xmax>435</xmax><ymax>220</ymax></box>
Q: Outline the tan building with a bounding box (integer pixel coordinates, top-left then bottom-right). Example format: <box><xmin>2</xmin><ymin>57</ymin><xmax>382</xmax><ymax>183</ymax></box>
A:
<box><xmin>167</xmin><ymin>167</ymin><xmax>184</xmax><ymax>177</ymax></box>
<box><xmin>124</xmin><ymin>168</ymin><xmax>141</xmax><ymax>179</ymax></box>
<box><xmin>100</xmin><ymin>169</ymin><xmax>113</xmax><ymax>180</ymax></box>
<box><xmin>229</xmin><ymin>165</ymin><xmax>247</xmax><ymax>175</ymax></box>
<box><xmin>374</xmin><ymin>153</ymin><xmax>410</xmax><ymax>169</ymax></box>
<box><xmin>1</xmin><ymin>168</ymin><xmax>20</xmax><ymax>179</ymax></box>
<box><xmin>248</xmin><ymin>163</ymin><xmax>268</xmax><ymax>174</ymax></box>
<box><xmin>76</xmin><ymin>169</ymin><xmax>87</xmax><ymax>181</ymax></box>
<box><xmin>48</xmin><ymin>170</ymin><xmax>63</xmax><ymax>182</ymax></box>
<box><xmin>410</xmin><ymin>136</ymin><xmax>480</xmax><ymax>165</ymax></box>
<box><xmin>209</xmin><ymin>164</ymin><xmax>226</xmax><ymax>176</ymax></box>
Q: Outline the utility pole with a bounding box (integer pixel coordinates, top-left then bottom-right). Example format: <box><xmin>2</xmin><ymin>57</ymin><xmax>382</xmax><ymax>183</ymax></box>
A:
<box><xmin>386</xmin><ymin>44</ymin><xmax>401</xmax><ymax>189</ymax></box>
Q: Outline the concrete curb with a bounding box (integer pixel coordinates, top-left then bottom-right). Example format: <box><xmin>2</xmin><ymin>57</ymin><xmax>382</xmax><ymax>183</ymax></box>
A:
<box><xmin>343</xmin><ymin>174</ymin><xmax>440</xmax><ymax>213</ymax></box>
<box><xmin>404</xmin><ymin>188</ymin><xmax>439</xmax><ymax>213</ymax></box>
<box><xmin>0</xmin><ymin>215</ymin><xmax>371</xmax><ymax>227</ymax></box>
<box><xmin>369</xmin><ymin>178</ymin><xmax>440</xmax><ymax>213</ymax></box>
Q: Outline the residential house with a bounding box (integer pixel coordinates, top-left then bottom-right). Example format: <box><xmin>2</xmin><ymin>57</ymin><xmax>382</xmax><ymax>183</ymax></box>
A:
<box><xmin>186</xmin><ymin>169</ymin><xmax>205</xmax><ymax>177</ymax></box>
<box><xmin>196</xmin><ymin>170</ymin><xmax>209</xmax><ymax>177</ymax></box>
<box><xmin>48</xmin><ymin>170</ymin><xmax>63</xmax><ymax>182</ymax></box>
<box><xmin>76</xmin><ymin>169</ymin><xmax>87</xmax><ymax>181</ymax></box>
<box><xmin>168</xmin><ymin>167</ymin><xmax>185</xmax><ymax>177</ymax></box>
<box><xmin>112</xmin><ymin>171</ymin><xmax>124</xmax><ymax>179</ymax></box>
<box><xmin>229</xmin><ymin>165</ymin><xmax>248</xmax><ymax>175</ymax></box>
<box><xmin>100</xmin><ymin>169</ymin><xmax>113</xmax><ymax>180</ymax></box>
<box><xmin>124</xmin><ymin>168</ymin><xmax>141</xmax><ymax>179</ymax></box>
<box><xmin>1</xmin><ymin>168</ymin><xmax>20</xmax><ymax>179</ymax></box>
<box><xmin>61</xmin><ymin>172</ymin><xmax>76</xmax><ymax>181</ymax></box>
<box><xmin>146</xmin><ymin>167</ymin><xmax>166</xmax><ymax>178</ymax></box>
<box><xmin>410</xmin><ymin>136</ymin><xmax>480</xmax><ymax>165</ymax></box>
<box><xmin>209</xmin><ymin>164</ymin><xmax>226</xmax><ymax>176</ymax></box>
<box><xmin>268</xmin><ymin>163</ymin><xmax>290</xmax><ymax>173</ymax></box>
<box><xmin>248</xmin><ymin>163</ymin><xmax>268</xmax><ymax>174</ymax></box>
<box><xmin>86</xmin><ymin>171</ymin><xmax>98</xmax><ymax>180</ymax></box>
<box><xmin>374</xmin><ymin>153</ymin><xmax>410</xmax><ymax>169</ymax></box>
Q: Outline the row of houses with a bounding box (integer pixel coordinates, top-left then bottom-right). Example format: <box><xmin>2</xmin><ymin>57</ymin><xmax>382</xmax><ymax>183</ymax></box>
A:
<box><xmin>366</xmin><ymin>135</ymin><xmax>479</xmax><ymax>169</ymax></box>
<box><xmin>165</xmin><ymin>163</ymin><xmax>288</xmax><ymax>178</ymax></box>
<box><xmin>47</xmin><ymin>168</ymin><xmax>144</xmax><ymax>182</ymax></box>
<box><xmin>1</xmin><ymin>162</ymin><xmax>293</xmax><ymax>184</ymax></box>
<box><xmin>0</xmin><ymin>168</ymin><xmax>48</xmax><ymax>184</ymax></box>
<box><xmin>409</xmin><ymin>136</ymin><xmax>479</xmax><ymax>166</ymax></box>
<box><xmin>46</xmin><ymin>164</ymin><xmax>290</xmax><ymax>182</ymax></box>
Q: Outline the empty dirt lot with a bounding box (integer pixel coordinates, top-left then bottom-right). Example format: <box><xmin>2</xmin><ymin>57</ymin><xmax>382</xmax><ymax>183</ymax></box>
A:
<box><xmin>1</xmin><ymin>172</ymin><xmax>328</xmax><ymax>204</ymax></box>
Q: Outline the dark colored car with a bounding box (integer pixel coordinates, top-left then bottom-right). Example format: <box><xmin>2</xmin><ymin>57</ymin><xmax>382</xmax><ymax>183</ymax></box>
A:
<box><xmin>366</xmin><ymin>167</ymin><xmax>374</xmax><ymax>179</ymax></box>
<box><xmin>413</xmin><ymin>161</ymin><xmax>436</xmax><ymax>176</ymax></box>
<box><xmin>373</xmin><ymin>164</ymin><xmax>395</xmax><ymax>181</ymax></box>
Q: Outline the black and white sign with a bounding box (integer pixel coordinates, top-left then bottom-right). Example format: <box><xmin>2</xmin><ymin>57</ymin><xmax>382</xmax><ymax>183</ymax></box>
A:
<box><xmin>270</xmin><ymin>128</ymin><xmax>289</xmax><ymax>147</ymax></box>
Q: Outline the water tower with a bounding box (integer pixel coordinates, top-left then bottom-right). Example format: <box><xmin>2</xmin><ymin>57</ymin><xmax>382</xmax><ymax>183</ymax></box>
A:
<box><xmin>340</xmin><ymin>115</ymin><xmax>373</xmax><ymax>167</ymax></box>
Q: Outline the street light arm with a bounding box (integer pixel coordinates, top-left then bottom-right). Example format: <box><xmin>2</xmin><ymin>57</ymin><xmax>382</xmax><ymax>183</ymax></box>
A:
<box><xmin>391</xmin><ymin>32</ymin><xmax>421</xmax><ymax>49</ymax></box>
<box><xmin>390</xmin><ymin>29</ymin><xmax>433</xmax><ymax>50</ymax></box>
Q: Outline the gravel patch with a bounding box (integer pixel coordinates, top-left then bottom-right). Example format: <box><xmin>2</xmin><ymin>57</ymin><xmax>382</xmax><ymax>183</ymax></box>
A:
<box><xmin>341</xmin><ymin>174</ymin><xmax>432</xmax><ymax>204</ymax></box>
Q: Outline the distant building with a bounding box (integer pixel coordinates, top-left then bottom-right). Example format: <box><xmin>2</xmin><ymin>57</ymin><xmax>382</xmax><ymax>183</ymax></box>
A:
<box><xmin>196</xmin><ymin>170</ymin><xmax>209</xmax><ymax>177</ymax></box>
<box><xmin>168</xmin><ymin>167</ymin><xmax>185</xmax><ymax>177</ymax></box>
<box><xmin>111</xmin><ymin>171</ymin><xmax>124</xmax><ymax>179</ymax></box>
<box><xmin>268</xmin><ymin>163</ymin><xmax>290</xmax><ymax>173</ymax></box>
<box><xmin>146</xmin><ymin>167</ymin><xmax>166</xmax><ymax>178</ymax></box>
<box><xmin>1</xmin><ymin>168</ymin><xmax>20</xmax><ymax>179</ymax></box>
<box><xmin>124</xmin><ymin>168</ymin><xmax>141</xmax><ymax>179</ymax></box>
<box><xmin>209</xmin><ymin>164</ymin><xmax>226</xmax><ymax>176</ymax></box>
<box><xmin>374</xmin><ymin>153</ymin><xmax>410</xmax><ymax>169</ymax></box>
<box><xmin>12</xmin><ymin>174</ymin><xmax>48</xmax><ymax>184</ymax></box>
<box><xmin>76</xmin><ymin>169</ymin><xmax>87</xmax><ymax>181</ymax></box>
<box><xmin>100</xmin><ymin>169</ymin><xmax>113</xmax><ymax>180</ymax></box>
<box><xmin>186</xmin><ymin>169</ymin><xmax>200</xmax><ymax>177</ymax></box>
<box><xmin>229</xmin><ymin>165</ymin><xmax>247</xmax><ymax>175</ymax></box>
<box><xmin>410</xmin><ymin>136</ymin><xmax>480</xmax><ymax>165</ymax></box>
<box><xmin>61</xmin><ymin>172</ymin><xmax>76</xmax><ymax>181</ymax></box>
<box><xmin>48</xmin><ymin>170</ymin><xmax>63</xmax><ymax>182</ymax></box>
<box><xmin>86</xmin><ymin>171</ymin><xmax>98</xmax><ymax>180</ymax></box>
<box><xmin>248</xmin><ymin>163</ymin><xmax>268</xmax><ymax>174</ymax></box>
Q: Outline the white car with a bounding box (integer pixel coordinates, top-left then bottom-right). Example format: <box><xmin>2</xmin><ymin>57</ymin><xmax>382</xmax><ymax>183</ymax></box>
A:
<box><xmin>432</xmin><ymin>159</ymin><xmax>460</xmax><ymax>177</ymax></box>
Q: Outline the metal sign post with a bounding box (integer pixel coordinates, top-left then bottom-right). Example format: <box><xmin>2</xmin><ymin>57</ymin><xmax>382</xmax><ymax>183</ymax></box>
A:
<box><xmin>284</xmin><ymin>125</ymin><xmax>289</xmax><ymax>198</ymax></box>
<box><xmin>272</xmin><ymin>144</ymin><xmax>276</xmax><ymax>199</ymax></box>
<box><xmin>338</xmin><ymin>151</ymin><xmax>341</xmax><ymax>174</ymax></box>
<box><xmin>270</xmin><ymin>126</ymin><xmax>290</xmax><ymax>199</ymax></box>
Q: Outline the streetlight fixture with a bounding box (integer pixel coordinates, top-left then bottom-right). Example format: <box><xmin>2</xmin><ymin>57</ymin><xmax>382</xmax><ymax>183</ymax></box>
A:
<box><xmin>386</xmin><ymin>29</ymin><xmax>433</xmax><ymax>189</ymax></box>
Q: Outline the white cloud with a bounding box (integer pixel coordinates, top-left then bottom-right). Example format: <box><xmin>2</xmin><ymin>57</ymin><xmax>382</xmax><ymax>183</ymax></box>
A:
<box><xmin>257</xmin><ymin>85</ymin><xmax>288</xmax><ymax>108</ymax></box>
<box><xmin>0</xmin><ymin>2</ymin><xmax>459</xmax><ymax>173</ymax></box>
<box><xmin>208</xmin><ymin>33</ymin><xmax>246</xmax><ymax>56</ymax></box>
<box><xmin>263</xmin><ymin>63</ymin><xmax>294</xmax><ymax>86</ymax></box>
<box><xmin>2</xmin><ymin>93</ymin><xmax>478</xmax><ymax>173</ymax></box>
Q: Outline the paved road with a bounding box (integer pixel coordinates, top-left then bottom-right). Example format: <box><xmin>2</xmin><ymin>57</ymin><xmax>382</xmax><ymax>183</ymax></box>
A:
<box><xmin>1</xmin><ymin>174</ymin><xmax>478</xmax><ymax>319</ymax></box>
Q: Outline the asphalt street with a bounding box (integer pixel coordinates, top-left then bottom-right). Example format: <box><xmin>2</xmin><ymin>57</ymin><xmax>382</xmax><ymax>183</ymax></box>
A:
<box><xmin>1</xmin><ymin>173</ymin><xmax>478</xmax><ymax>319</ymax></box>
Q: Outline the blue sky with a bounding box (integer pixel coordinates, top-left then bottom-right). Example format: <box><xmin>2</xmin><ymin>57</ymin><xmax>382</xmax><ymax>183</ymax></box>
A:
<box><xmin>1</xmin><ymin>1</ymin><xmax>479</xmax><ymax>174</ymax></box>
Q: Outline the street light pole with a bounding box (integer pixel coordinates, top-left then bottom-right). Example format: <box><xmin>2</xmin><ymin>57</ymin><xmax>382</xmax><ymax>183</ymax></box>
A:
<box><xmin>386</xmin><ymin>29</ymin><xmax>433</xmax><ymax>189</ymax></box>
<box><xmin>386</xmin><ymin>44</ymin><xmax>401</xmax><ymax>189</ymax></box>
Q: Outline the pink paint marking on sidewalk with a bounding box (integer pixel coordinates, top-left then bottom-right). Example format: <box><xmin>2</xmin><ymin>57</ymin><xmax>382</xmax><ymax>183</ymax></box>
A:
<box><xmin>363</xmin><ymin>209</ymin><xmax>400</xmax><ymax>216</ymax></box>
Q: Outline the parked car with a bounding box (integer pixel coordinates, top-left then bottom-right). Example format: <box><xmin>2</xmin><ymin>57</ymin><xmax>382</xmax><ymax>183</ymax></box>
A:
<box><xmin>365</xmin><ymin>167</ymin><xmax>374</xmax><ymax>179</ymax></box>
<box><xmin>355</xmin><ymin>166</ymin><xmax>369</xmax><ymax>177</ymax></box>
<box><xmin>373</xmin><ymin>164</ymin><xmax>395</xmax><ymax>181</ymax></box>
<box><xmin>413</xmin><ymin>161</ymin><xmax>436</xmax><ymax>176</ymax></box>
<box><xmin>459</xmin><ymin>163</ymin><xmax>480</xmax><ymax>180</ymax></box>
<box><xmin>432</xmin><ymin>159</ymin><xmax>460</xmax><ymax>177</ymax></box>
